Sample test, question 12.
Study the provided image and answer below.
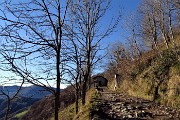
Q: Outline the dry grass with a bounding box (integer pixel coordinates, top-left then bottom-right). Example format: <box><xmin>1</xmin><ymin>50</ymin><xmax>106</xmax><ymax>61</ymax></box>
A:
<box><xmin>15</xmin><ymin>110</ymin><xmax>28</xmax><ymax>119</ymax></box>
<box><xmin>170</xmin><ymin>62</ymin><xmax>180</xmax><ymax>76</ymax></box>
<box><xmin>56</xmin><ymin>103</ymin><xmax>76</xmax><ymax>120</ymax></box>
<box><xmin>117</xmin><ymin>64</ymin><xmax>180</xmax><ymax>108</ymax></box>
<box><xmin>118</xmin><ymin>76</ymin><xmax>180</xmax><ymax>108</ymax></box>
<box><xmin>57</xmin><ymin>88</ymin><xmax>97</xmax><ymax>120</ymax></box>
<box><xmin>118</xmin><ymin>79</ymin><xmax>152</xmax><ymax>100</ymax></box>
<box><xmin>167</xmin><ymin>76</ymin><xmax>180</xmax><ymax>97</ymax></box>
<box><xmin>105</xmin><ymin>33</ymin><xmax>180</xmax><ymax>108</ymax></box>
<box><xmin>165</xmin><ymin>96</ymin><xmax>180</xmax><ymax>108</ymax></box>
<box><xmin>74</xmin><ymin>88</ymin><xmax>97</xmax><ymax>120</ymax></box>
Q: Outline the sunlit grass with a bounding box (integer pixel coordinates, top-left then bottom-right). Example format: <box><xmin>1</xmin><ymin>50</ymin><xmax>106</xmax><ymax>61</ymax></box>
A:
<box><xmin>15</xmin><ymin>110</ymin><xmax>28</xmax><ymax>119</ymax></box>
<box><xmin>51</xmin><ymin>88</ymin><xmax>97</xmax><ymax>120</ymax></box>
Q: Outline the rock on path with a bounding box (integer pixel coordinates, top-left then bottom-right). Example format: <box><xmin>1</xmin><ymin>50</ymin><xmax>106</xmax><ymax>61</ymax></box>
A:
<box><xmin>90</xmin><ymin>90</ymin><xmax>180</xmax><ymax>120</ymax></box>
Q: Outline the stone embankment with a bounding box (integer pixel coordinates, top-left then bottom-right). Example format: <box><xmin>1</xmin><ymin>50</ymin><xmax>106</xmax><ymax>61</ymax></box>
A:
<box><xmin>90</xmin><ymin>90</ymin><xmax>180</xmax><ymax>120</ymax></box>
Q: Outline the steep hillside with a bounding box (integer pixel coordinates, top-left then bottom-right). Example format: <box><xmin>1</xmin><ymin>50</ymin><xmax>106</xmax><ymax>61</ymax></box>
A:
<box><xmin>0</xmin><ymin>97</ymin><xmax>40</xmax><ymax>120</ymax></box>
<box><xmin>20</xmin><ymin>87</ymin><xmax>98</xmax><ymax>120</ymax></box>
<box><xmin>21</xmin><ymin>86</ymin><xmax>75</xmax><ymax>120</ymax></box>
<box><xmin>57</xmin><ymin>88</ymin><xmax>98</xmax><ymax>120</ymax></box>
<box><xmin>14</xmin><ymin>48</ymin><xmax>180</xmax><ymax>120</ymax></box>
<box><xmin>0</xmin><ymin>85</ymin><xmax>55</xmax><ymax>119</ymax></box>
<box><xmin>107</xmin><ymin>48</ymin><xmax>180</xmax><ymax>108</ymax></box>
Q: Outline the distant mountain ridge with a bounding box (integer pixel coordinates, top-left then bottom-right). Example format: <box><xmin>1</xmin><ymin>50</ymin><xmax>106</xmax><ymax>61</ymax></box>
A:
<box><xmin>0</xmin><ymin>85</ymin><xmax>57</xmax><ymax>119</ymax></box>
<box><xmin>0</xmin><ymin>85</ymin><xmax>55</xmax><ymax>99</ymax></box>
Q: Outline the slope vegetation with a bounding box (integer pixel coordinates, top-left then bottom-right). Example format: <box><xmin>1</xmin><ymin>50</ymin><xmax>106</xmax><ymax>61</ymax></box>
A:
<box><xmin>107</xmin><ymin>47</ymin><xmax>180</xmax><ymax>108</ymax></box>
<box><xmin>21</xmin><ymin>86</ymin><xmax>75</xmax><ymax>120</ymax></box>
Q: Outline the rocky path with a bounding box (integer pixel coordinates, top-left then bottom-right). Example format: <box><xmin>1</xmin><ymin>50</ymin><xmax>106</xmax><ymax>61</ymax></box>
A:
<box><xmin>90</xmin><ymin>90</ymin><xmax>180</xmax><ymax>120</ymax></box>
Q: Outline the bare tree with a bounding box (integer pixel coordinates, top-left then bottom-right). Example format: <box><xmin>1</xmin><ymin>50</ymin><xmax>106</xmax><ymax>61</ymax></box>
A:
<box><xmin>156</xmin><ymin>0</ymin><xmax>170</xmax><ymax>49</ymax></box>
<box><xmin>63</xmin><ymin>34</ymin><xmax>82</xmax><ymax>114</ymax></box>
<box><xmin>160</xmin><ymin>0</ymin><xmax>179</xmax><ymax>48</ymax></box>
<box><xmin>0</xmin><ymin>0</ymin><xmax>71</xmax><ymax>120</ymax></box>
<box><xmin>0</xmin><ymin>52</ymin><xmax>26</xmax><ymax>120</ymax></box>
<box><xmin>138</xmin><ymin>0</ymin><xmax>162</xmax><ymax>57</ymax></box>
<box><xmin>175</xmin><ymin>1</ymin><xmax>180</xmax><ymax>25</ymax></box>
<box><xmin>0</xmin><ymin>82</ymin><xmax>24</xmax><ymax>120</ymax></box>
<box><xmin>139</xmin><ymin>0</ymin><xmax>179</xmax><ymax>50</ymax></box>
<box><xmin>107</xmin><ymin>42</ymin><xmax>132</xmax><ymax>78</ymax></box>
<box><xmin>68</xmin><ymin>0</ymin><xmax>120</xmax><ymax>105</ymax></box>
<box><xmin>122</xmin><ymin>14</ymin><xmax>142</xmax><ymax>60</ymax></box>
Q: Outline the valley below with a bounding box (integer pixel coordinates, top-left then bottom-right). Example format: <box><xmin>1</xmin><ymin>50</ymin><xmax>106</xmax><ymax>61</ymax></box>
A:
<box><xmin>0</xmin><ymin>85</ymin><xmax>54</xmax><ymax>120</ymax></box>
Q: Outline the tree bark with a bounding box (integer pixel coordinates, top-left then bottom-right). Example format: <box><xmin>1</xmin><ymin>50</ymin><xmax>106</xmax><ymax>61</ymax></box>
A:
<box><xmin>75</xmin><ymin>88</ymin><xmax>79</xmax><ymax>114</ymax></box>
<box><xmin>153</xmin><ymin>80</ymin><xmax>163</xmax><ymax>101</ymax></box>
<box><xmin>54</xmin><ymin>30</ymin><xmax>61</xmax><ymax>120</ymax></box>
<box><xmin>55</xmin><ymin>51</ymin><xmax>61</xmax><ymax>120</ymax></box>
<box><xmin>167</xmin><ymin>1</ymin><xmax>176</xmax><ymax>48</ymax></box>
<box><xmin>82</xmin><ymin>82</ymin><xmax>87</xmax><ymax>105</ymax></box>
<box><xmin>4</xmin><ymin>96</ymin><xmax>10</xmax><ymax>120</ymax></box>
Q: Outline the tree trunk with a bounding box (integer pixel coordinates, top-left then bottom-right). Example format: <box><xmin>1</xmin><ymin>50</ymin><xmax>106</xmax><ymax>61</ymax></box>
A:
<box><xmin>55</xmin><ymin>45</ymin><xmax>61</xmax><ymax>120</ymax></box>
<box><xmin>153</xmin><ymin>17</ymin><xmax>162</xmax><ymax>58</ymax></box>
<box><xmin>153</xmin><ymin>81</ymin><xmax>163</xmax><ymax>101</ymax></box>
<box><xmin>154</xmin><ymin>41</ymin><xmax>162</xmax><ymax>58</ymax></box>
<box><xmin>168</xmin><ymin>5</ymin><xmax>176</xmax><ymax>48</ymax></box>
<box><xmin>160</xmin><ymin>2</ymin><xmax>169</xmax><ymax>49</ymax></box>
<box><xmin>4</xmin><ymin>97</ymin><xmax>10</xmax><ymax>120</ymax></box>
<box><xmin>153</xmin><ymin>86</ymin><xmax>159</xmax><ymax>101</ymax></box>
<box><xmin>54</xmin><ymin>91</ymin><xmax>60</xmax><ymax>120</ymax></box>
<box><xmin>82</xmin><ymin>70</ymin><xmax>90</xmax><ymax>105</ymax></box>
<box><xmin>75</xmin><ymin>89</ymin><xmax>79</xmax><ymax>114</ymax></box>
<box><xmin>161</xmin><ymin>30</ymin><xmax>169</xmax><ymax>49</ymax></box>
<box><xmin>82</xmin><ymin>82</ymin><xmax>86</xmax><ymax>105</ymax></box>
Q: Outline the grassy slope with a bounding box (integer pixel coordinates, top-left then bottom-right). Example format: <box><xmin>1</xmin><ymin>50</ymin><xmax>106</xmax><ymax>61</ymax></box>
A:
<box><xmin>52</xmin><ymin>88</ymin><xmax>98</xmax><ymax>120</ymax></box>
<box><xmin>105</xmin><ymin>34</ymin><xmax>180</xmax><ymax>108</ymax></box>
<box><xmin>53</xmin><ymin>36</ymin><xmax>180</xmax><ymax>120</ymax></box>
<box><xmin>15</xmin><ymin>110</ymin><xmax>28</xmax><ymax>119</ymax></box>
<box><xmin>116</xmin><ymin>48</ymin><xmax>180</xmax><ymax>108</ymax></box>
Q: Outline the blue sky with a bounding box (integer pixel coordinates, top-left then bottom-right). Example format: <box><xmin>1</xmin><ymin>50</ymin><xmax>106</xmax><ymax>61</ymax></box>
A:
<box><xmin>102</xmin><ymin>0</ymin><xmax>141</xmax><ymax>45</ymax></box>
<box><xmin>96</xmin><ymin>0</ymin><xmax>142</xmax><ymax>73</ymax></box>
<box><xmin>0</xmin><ymin>0</ymin><xmax>142</xmax><ymax>88</ymax></box>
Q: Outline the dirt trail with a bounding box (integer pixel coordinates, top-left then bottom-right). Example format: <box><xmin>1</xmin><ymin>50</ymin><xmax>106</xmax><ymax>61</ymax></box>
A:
<box><xmin>90</xmin><ymin>90</ymin><xmax>180</xmax><ymax>120</ymax></box>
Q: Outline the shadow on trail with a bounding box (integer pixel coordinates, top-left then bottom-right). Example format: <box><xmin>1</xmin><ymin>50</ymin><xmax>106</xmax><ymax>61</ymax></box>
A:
<box><xmin>89</xmin><ymin>102</ymin><xmax>114</xmax><ymax>120</ymax></box>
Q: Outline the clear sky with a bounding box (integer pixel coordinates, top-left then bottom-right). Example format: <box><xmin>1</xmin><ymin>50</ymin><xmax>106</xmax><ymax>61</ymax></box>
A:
<box><xmin>102</xmin><ymin>0</ymin><xmax>142</xmax><ymax>45</ymax></box>
<box><xmin>0</xmin><ymin>0</ymin><xmax>142</xmax><ymax>89</ymax></box>
<box><xmin>96</xmin><ymin>0</ymin><xmax>142</xmax><ymax>73</ymax></box>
